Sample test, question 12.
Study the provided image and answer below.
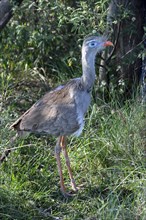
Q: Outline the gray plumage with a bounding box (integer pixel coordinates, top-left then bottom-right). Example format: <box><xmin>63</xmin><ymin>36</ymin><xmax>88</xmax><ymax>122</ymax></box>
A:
<box><xmin>6</xmin><ymin>35</ymin><xmax>113</xmax><ymax>196</ymax></box>
<box><xmin>10</xmin><ymin>78</ymin><xmax>86</xmax><ymax>137</ymax></box>
<box><xmin>10</xmin><ymin>36</ymin><xmax>112</xmax><ymax>137</ymax></box>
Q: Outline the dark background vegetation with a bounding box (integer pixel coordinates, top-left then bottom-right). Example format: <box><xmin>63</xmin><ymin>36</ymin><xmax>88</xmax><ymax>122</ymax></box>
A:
<box><xmin>0</xmin><ymin>0</ymin><xmax>146</xmax><ymax>219</ymax></box>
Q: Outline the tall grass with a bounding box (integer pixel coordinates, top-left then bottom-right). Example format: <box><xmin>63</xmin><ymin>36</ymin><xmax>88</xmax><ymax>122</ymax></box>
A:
<box><xmin>0</xmin><ymin>84</ymin><xmax>145</xmax><ymax>219</ymax></box>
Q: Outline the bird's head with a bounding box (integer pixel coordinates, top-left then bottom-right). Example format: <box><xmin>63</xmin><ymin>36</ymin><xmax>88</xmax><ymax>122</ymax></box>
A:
<box><xmin>82</xmin><ymin>35</ymin><xmax>113</xmax><ymax>57</ymax></box>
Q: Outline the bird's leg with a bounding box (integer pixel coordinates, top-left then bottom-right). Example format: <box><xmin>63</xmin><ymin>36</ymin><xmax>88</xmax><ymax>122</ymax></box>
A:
<box><xmin>55</xmin><ymin>137</ymin><xmax>66</xmax><ymax>196</ymax></box>
<box><xmin>60</xmin><ymin>136</ymin><xmax>78</xmax><ymax>192</ymax></box>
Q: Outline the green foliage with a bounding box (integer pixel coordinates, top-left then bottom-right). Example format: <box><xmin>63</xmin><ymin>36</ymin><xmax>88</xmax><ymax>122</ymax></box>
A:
<box><xmin>0</xmin><ymin>0</ymin><xmax>113</xmax><ymax>113</ymax></box>
<box><xmin>1</xmin><ymin>0</ymin><xmax>144</xmax><ymax>102</ymax></box>
<box><xmin>0</xmin><ymin>0</ymin><xmax>109</xmax><ymax>84</ymax></box>
<box><xmin>0</xmin><ymin>1</ymin><xmax>145</xmax><ymax>219</ymax></box>
<box><xmin>0</xmin><ymin>99</ymin><xmax>145</xmax><ymax>220</ymax></box>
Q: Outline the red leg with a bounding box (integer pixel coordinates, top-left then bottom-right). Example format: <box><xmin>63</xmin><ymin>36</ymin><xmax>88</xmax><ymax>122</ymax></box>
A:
<box><xmin>55</xmin><ymin>137</ymin><xmax>66</xmax><ymax>196</ymax></box>
<box><xmin>60</xmin><ymin>136</ymin><xmax>78</xmax><ymax>192</ymax></box>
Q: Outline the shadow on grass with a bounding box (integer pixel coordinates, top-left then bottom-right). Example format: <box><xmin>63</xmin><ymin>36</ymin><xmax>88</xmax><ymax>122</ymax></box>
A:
<box><xmin>0</xmin><ymin>188</ymin><xmax>49</xmax><ymax>220</ymax></box>
<box><xmin>75</xmin><ymin>185</ymin><xmax>135</xmax><ymax>204</ymax></box>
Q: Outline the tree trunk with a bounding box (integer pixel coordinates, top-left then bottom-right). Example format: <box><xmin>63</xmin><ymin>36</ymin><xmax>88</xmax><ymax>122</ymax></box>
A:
<box><xmin>0</xmin><ymin>0</ymin><xmax>23</xmax><ymax>32</ymax></box>
<box><xmin>99</xmin><ymin>0</ymin><xmax>145</xmax><ymax>101</ymax></box>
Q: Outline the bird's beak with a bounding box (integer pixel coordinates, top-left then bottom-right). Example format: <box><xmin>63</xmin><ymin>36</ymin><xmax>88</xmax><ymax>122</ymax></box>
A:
<box><xmin>104</xmin><ymin>41</ymin><xmax>114</xmax><ymax>47</ymax></box>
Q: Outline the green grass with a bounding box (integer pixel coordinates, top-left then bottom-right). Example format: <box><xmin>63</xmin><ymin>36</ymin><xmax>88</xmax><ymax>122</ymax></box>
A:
<box><xmin>0</xmin><ymin>89</ymin><xmax>146</xmax><ymax>219</ymax></box>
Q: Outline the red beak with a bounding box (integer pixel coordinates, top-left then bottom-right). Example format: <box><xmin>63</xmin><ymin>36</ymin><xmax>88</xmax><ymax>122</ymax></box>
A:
<box><xmin>104</xmin><ymin>41</ymin><xmax>114</xmax><ymax>47</ymax></box>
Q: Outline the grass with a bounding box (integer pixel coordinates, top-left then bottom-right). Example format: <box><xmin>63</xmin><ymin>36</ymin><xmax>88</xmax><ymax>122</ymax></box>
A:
<box><xmin>0</xmin><ymin>78</ymin><xmax>146</xmax><ymax>219</ymax></box>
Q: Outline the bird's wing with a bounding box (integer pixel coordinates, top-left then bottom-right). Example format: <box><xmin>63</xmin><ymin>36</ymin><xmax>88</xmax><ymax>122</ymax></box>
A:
<box><xmin>10</xmin><ymin>81</ymin><xmax>81</xmax><ymax>136</ymax></box>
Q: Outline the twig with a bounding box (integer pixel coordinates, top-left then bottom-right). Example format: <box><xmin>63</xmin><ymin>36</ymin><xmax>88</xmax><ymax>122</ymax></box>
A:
<box><xmin>120</xmin><ymin>38</ymin><xmax>146</xmax><ymax>59</ymax></box>
<box><xmin>0</xmin><ymin>143</ymin><xmax>37</xmax><ymax>164</ymax></box>
<box><xmin>106</xmin><ymin>21</ymin><xmax>121</xmax><ymax>64</ymax></box>
<box><xmin>0</xmin><ymin>149</ymin><xmax>12</xmax><ymax>163</ymax></box>
<box><xmin>0</xmin><ymin>134</ymin><xmax>17</xmax><ymax>164</ymax></box>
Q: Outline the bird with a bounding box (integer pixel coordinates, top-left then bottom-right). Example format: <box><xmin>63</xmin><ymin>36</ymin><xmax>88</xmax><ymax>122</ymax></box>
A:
<box><xmin>0</xmin><ymin>35</ymin><xmax>113</xmax><ymax>197</ymax></box>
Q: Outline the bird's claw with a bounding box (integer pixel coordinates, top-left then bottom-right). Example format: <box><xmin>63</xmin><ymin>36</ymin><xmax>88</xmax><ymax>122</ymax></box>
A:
<box><xmin>61</xmin><ymin>188</ymin><xmax>78</xmax><ymax>198</ymax></box>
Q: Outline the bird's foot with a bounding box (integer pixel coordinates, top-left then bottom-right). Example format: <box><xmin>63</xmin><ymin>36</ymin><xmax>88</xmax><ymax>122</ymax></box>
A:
<box><xmin>71</xmin><ymin>179</ymin><xmax>79</xmax><ymax>192</ymax></box>
<box><xmin>61</xmin><ymin>184</ymin><xmax>78</xmax><ymax>198</ymax></box>
<box><xmin>61</xmin><ymin>189</ymin><xmax>78</xmax><ymax>198</ymax></box>
<box><xmin>60</xmin><ymin>181</ymin><xmax>85</xmax><ymax>198</ymax></box>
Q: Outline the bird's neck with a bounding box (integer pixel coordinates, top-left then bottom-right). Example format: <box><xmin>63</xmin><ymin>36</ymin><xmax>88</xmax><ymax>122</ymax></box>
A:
<box><xmin>81</xmin><ymin>51</ymin><xmax>96</xmax><ymax>91</ymax></box>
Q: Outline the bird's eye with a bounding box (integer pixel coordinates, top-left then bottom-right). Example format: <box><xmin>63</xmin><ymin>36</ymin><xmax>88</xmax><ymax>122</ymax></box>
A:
<box><xmin>88</xmin><ymin>41</ymin><xmax>97</xmax><ymax>48</ymax></box>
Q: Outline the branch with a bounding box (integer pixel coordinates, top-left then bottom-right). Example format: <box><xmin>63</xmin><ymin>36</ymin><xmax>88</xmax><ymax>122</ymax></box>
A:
<box><xmin>106</xmin><ymin>21</ymin><xmax>121</xmax><ymax>64</ymax></box>
<box><xmin>0</xmin><ymin>149</ymin><xmax>12</xmax><ymax>163</ymax></box>
<box><xmin>0</xmin><ymin>134</ymin><xmax>18</xmax><ymax>164</ymax></box>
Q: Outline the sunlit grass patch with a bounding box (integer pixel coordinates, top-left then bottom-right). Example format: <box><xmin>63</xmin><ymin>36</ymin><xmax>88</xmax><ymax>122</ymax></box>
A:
<box><xmin>0</xmin><ymin>99</ymin><xmax>145</xmax><ymax>219</ymax></box>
